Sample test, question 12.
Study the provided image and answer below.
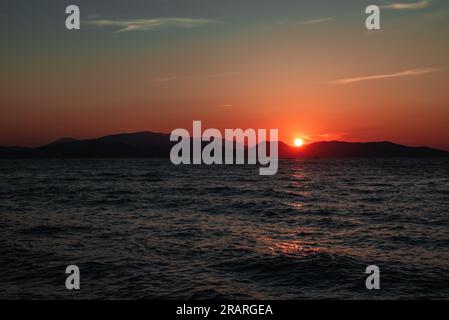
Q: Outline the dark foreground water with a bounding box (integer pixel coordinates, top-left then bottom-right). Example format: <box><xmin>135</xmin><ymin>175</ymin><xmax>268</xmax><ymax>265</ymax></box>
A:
<box><xmin>0</xmin><ymin>159</ymin><xmax>448</xmax><ymax>299</ymax></box>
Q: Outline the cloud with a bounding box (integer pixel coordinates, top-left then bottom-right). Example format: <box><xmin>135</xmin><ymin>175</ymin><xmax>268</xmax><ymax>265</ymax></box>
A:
<box><xmin>302</xmin><ymin>17</ymin><xmax>333</xmax><ymax>25</ymax></box>
<box><xmin>302</xmin><ymin>132</ymin><xmax>348</xmax><ymax>142</ymax></box>
<box><xmin>87</xmin><ymin>17</ymin><xmax>222</xmax><ymax>33</ymax></box>
<box><xmin>382</xmin><ymin>0</ymin><xmax>431</xmax><ymax>10</ymax></box>
<box><xmin>331</xmin><ymin>68</ymin><xmax>441</xmax><ymax>85</ymax></box>
<box><xmin>152</xmin><ymin>72</ymin><xmax>242</xmax><ymax>83</ymax></box>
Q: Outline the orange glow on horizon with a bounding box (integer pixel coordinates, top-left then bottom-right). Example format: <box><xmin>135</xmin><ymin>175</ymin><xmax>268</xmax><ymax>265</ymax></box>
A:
<box><xmin>294</xmin><ymin>138</ymin><xmax>304</xmax><ymax>147</ymax></box>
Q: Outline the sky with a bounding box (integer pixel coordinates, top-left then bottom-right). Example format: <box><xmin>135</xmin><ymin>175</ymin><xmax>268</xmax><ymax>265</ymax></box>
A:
<box><xmin>0</xmin><ymin>0</ymin><xmax>448</xmax><ymax>149</ymax></box>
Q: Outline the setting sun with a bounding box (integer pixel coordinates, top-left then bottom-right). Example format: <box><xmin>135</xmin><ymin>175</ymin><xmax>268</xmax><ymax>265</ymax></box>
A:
<box><xmin>294</xmin><ymin>138</ymin><xmax>304</xmax><ymax>147</ymax></box>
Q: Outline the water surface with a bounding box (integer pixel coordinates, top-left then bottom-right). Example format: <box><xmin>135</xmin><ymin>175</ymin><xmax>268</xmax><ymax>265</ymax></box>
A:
<box><xmin>1</xmin><ymin>159</ymin><xmax>448</xmax><ymax>299</ymax></box>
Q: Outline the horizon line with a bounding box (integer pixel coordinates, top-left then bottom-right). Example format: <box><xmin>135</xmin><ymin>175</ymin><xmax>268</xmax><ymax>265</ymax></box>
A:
<box><xmin>1</xmin><ymin>130</ymin><xmax>448</xmax><ymax>152</ymax></box>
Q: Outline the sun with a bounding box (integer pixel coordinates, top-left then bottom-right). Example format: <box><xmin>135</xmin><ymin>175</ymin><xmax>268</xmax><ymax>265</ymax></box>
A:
<box><xmin>294</xmin><ymin>138</ymin><xmax>304</xmax><ymax>147</ymax></box>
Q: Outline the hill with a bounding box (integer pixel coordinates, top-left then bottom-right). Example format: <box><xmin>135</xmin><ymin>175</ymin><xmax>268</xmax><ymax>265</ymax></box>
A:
<box><xmin>0</xmin><ymin>133</ymin><xmax>448</xmax><ymax>158</ymax></box>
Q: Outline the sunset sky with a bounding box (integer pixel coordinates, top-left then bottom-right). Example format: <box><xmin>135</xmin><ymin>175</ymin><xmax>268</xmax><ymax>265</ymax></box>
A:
<box><xmin>1</xmin><ymin>0</ymin><xmax>448</xmax><ymax>149</ymax></box>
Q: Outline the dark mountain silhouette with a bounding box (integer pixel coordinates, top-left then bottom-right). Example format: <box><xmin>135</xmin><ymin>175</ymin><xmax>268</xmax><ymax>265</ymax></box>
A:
<box><xmin>96</xmin><ymin>132</ymin><xmax>168</xmax><ymax>148</ymax></box>
<box><xmin>47</xmin><ymin>137</ymin><xmax>79</xmax><ymax>146</ymax></box>
<box><xmin>0</xmin><ymin>132</ymin><xmax>448</xmax><ymax>158</ymax></box>
<box><xmin>0</xmin><ymin>146</ymin><xmax>30</xmax><ymax>158</ymax></box>
<box><xmin>34</xmin><ymin>132</ymin><xmax>171</xmax><ymax>158</ymax></box>
<box><xmin>299</xmin><ymin>141</ymin><xmax>449</xmax><ymax>158</ymax></box>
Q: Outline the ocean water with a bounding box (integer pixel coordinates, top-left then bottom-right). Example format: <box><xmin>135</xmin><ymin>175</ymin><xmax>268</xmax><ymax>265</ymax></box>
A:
<box><xmin>0</xmin><ymin>159</ymin><xmax>448</xmax><ymax>300</ymax></box>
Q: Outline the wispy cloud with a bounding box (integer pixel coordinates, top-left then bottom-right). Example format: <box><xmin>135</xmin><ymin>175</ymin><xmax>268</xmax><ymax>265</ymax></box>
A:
<box><xmin>382</xmin><ymin>0</ymin><xmax>431</xmax><ymax>10</ymax></box>
<box><xmin>331</xmin><ymin>68</ymin><xmax>441</xmax><ymax>85</ymax></box>
<box><xmin>87</xmin><ymin>17</ymin><xmax>222</xmax><ymax>33</ymax></box>
<box><xmin>153</xmin><ymin>72</ymin><xmax>242</xmax><ymax>83</ymax></box>
<box><xmin>302</xmin><ymin>17</ymin><xmax>333</xmax><ymax>25</ymax></box>
<box><xmin>303</xmin><ymin>132</ymin><xmax>348</xmax><ymax>142</ymax></box>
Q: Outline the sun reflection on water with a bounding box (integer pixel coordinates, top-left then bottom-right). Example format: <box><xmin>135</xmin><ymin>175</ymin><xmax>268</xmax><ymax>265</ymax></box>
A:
<box><xmin>258</xmin><ymin>236</ymin><xmax>321</xmax><ymax>257</ymax></box>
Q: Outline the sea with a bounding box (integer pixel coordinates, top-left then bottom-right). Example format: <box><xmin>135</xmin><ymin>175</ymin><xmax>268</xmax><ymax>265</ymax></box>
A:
<box><xmin>0</xmin><ymin>158</ymin><xmax>448</xmax><ymax>299</ymax></box>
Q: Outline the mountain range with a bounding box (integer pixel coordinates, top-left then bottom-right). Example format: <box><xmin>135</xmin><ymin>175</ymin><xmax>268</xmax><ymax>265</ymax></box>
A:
<box><xmin>0</xmin><ymin>132</ymin><xmax>448</xmax><ymax>158</ymax></box>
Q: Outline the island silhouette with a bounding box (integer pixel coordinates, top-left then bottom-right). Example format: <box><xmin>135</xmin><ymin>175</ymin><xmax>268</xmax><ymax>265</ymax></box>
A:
<box><xmin>0</xmin><ymin>132</ymin><xmax>448</xmax><ymax>159</ymax></box>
